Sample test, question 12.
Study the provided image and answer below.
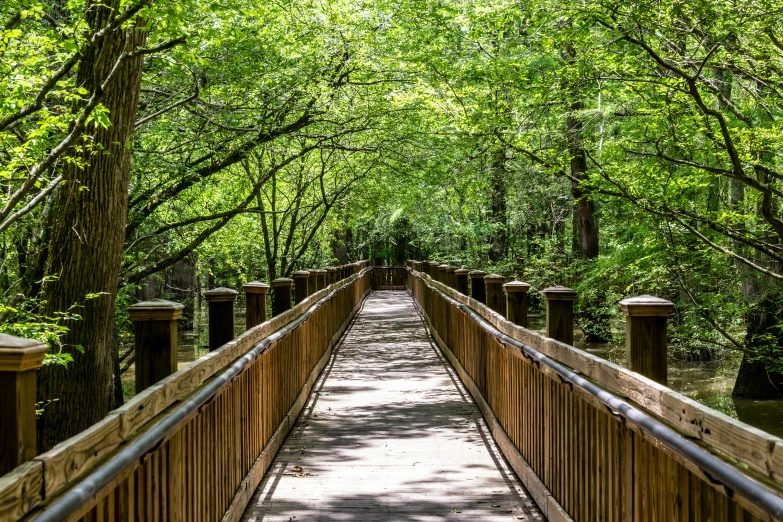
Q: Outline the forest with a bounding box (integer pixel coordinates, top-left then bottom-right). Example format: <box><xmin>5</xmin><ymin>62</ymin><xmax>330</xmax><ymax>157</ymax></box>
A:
<box><xmin>1</xmin><ymin>0</ymin><xmax>783</xmax><ymax>452</ymax></box>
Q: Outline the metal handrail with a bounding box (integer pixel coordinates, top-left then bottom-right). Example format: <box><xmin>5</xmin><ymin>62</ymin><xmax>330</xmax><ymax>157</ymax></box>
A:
<box><xmin>417</xmin><ymin>273</ymin><xmax>783</xmax><ymax>519</ymax></box>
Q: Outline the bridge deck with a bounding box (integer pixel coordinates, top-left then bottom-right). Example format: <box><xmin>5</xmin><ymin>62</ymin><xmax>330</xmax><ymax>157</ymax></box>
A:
<box><xmin>242</xmin><ymin>291</ymin><xmax>543</xmax><ymax>521</ymax></box>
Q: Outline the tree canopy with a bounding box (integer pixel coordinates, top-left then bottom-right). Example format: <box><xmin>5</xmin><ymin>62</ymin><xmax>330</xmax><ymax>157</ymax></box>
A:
<box><xmin>2</xmin><ymin>0</ymin><xmax>783</xmax><ymax>447</ymax></box>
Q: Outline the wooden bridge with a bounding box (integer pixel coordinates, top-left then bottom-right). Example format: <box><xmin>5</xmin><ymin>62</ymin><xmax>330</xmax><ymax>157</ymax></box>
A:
<box><xmin>1</xmin><ymin>262</ymin><xmax>783</xmax><ymax>521</ymax></box>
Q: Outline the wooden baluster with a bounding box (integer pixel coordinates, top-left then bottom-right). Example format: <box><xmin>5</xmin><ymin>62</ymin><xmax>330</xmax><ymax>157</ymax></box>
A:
<box><xmin>620</xmin><ymin>295</ymin><xmax>674</xmax><ymax>385</ymax></box>
<box><xmin>454</xmin><ymin>268</ymin><xmax>470</xmax><ymax>295</ymax></box>
<box><xmin>243</xmin><ymin>282</ymin><xmax>270</xmax><ymax>329</ymax></box>
<box><xmin>504</xmin><ymin>281</ymin><xmax>531</xmax><ymax>327</ymax></box>
<box><xmin>484</xmin><ymin>274</ymin><xmax>506</xmax><ymax>315</ymax></box>
<box><xmin>0</xmin><ymin>334</ymin><xmax>46</xmax><ymax>475</ymax></box>
<box><xmin>328</xmin><ymin>267</ymin><xmax>337</xmax><ymax>285</ymax></box>
<box><xmin>204</xmin><ymin>287</ymin><xmax>238</xmax><ymax>351</ymax></box>
<box><xmin>271</xmin><ymin>278</ymin><xmax>294</xmax><ymax>316</ymax></box>
<box><xmin>293</xmin><ymin>271</ymin><xmax>310</xmax><ymax>303</ymax></box>
<box><xmin>469</xmin><ymin>270</ymin><xmax>487</xmax><ymax>303</ymax></box>
<box><xmin>543</xmin><ymin>285</ymin><xmax>577</xmax><ymax>345</ymax></box>
<box><xmin>128</xmin><ymin>299</ymin><xmax>185</xmax><ymax>392</ymax></box>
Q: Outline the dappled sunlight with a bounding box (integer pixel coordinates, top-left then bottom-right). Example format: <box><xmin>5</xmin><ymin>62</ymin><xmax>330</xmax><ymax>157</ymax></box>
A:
<box><xmin>242</xmin><ymin>291</ymin><xmax>542</xmax><ymax>521</ymax></box>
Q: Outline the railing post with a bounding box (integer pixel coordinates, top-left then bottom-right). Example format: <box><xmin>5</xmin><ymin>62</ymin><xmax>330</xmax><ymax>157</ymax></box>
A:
<box><xmin>429</xmin><ymin>261</ymin><xmax>439</xmax><ymax>278</ymax></box>
<box><xmin>243</xmin><ymin>282</ymin><xmax>270</xmax><ymax>329</ymax></box>
<box><xmin>504</xmin><ymin>281</ymin><xmax>531</xmax><ymax>327</ymax></box>
<box><xmin>204</xmin><ymin>287</ymin><xmax>238</xmax><ymax>351</ymax></box>
<box><xmin>437</xmin><ymin>264</ymin><xmax>448</xmax><ymax>283</ymax></box>
<box><xmin>454</xmin><ymin>268</ymin><xmax>469</xmax><ymax>295</ymax></box>
<box><xmin>0</xmin><ymin>334</ymin><xmax>46</xmax><ymax>475</ymax></box>
<box><xmin>328</xmin><ymin>267</ymin><xmax>337</xmax><ymax>285</ymax></box>
<box><xmin>620</xmin><ymin>295</ymin><xmax>674</xmax><ymax>385</ymax></box>
<box><xmin>128</xmin><ymin>299</ymin><xmax>185</xmax><ymax>392</ymax></box>
<box><xmin>543</xmin><ymin>286</ymin><xmax>577</xmax><ymax>345</ymax></box>
<box><xmin>469</xmin><ymin>270</ymin><xmax>487</xmax><ymax>303</ymax></box>
<box><xmin>307</xmin><ymin>269</ymin><xmax>318</xmax><ymax>295</ymax></box>
<box><xmin>293</xmin><ymin>271</ymin><xmax>310</xmax><ymax>303</ymax></box>
<box><xmin>271</xmin><ymin>278</ymin><xmax>293</xmax><ymax>316</ymax></box>
<box><xmin>315</xmin><ymin>269</ymin><xmax>327</xmax><ymax>291</ymax></box>
<box><xmin>445</xmin><ymin>266</ymin><xmax>457</xmax><ymax>289</ymax></box>
<box><xmin>484</xmin><ymin>274</ymin><xmax>506</xmax><ymax>315</ymax></box>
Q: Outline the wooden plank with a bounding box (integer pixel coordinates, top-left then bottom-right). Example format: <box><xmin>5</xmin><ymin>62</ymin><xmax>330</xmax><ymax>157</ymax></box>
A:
<box><xmin>0</xmin><ymin>460</ymin><xmax>43</xmax><ymax>522</ymax></box>
<box><xmin>1</xmin><ymin>273</ymin><xmax>371</xmax><ymax>521</ymax></box>
<box><xmin>240</xmin><ymin>291</ymin><xmax>546</xmax><ymax>522</ymax></box>
<box><xmin>422</xmin><ymin>274</ymin><xmax>783</xmax><ymax>483</ymax></box>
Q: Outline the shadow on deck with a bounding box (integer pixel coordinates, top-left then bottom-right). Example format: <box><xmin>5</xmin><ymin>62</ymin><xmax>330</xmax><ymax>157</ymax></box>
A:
<box><xmin>241</xmin><ymin>291</ymin><xmax>543</xmax><ymax>521</ymax></box>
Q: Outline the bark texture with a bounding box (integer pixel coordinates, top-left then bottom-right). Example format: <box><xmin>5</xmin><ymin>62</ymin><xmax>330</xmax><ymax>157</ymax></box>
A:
<box><xmin>37</xmin><ymin>2</ymin><xmax>148</xmax><ymax>451</ymax></box>
<box><xmin>488</xmin><ymin>148</ymin><xmax>508</xmax><ymax>263</ymax></box>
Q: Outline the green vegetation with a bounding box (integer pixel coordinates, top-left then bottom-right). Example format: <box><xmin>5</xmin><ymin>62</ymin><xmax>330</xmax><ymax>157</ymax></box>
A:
<box><xmin>2</xmin><ymin>0</ymin><xmax>783</xmax><ymax>448</ymax></box>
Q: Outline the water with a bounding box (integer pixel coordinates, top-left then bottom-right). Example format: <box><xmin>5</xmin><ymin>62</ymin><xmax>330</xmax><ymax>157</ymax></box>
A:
<box><xmin>121</xmin><ymin>308</ymin><xmax>246</xmax><ymax>398</ymax></box>
<box><xmin>122</xmin><ymin>308</ymin><xmax>783</xmax><ymax>438</ymax></box>
<box><xmin>528</xmin><ymin>316</ymin><xmax>783</xmax><ymax>438</ymax></box>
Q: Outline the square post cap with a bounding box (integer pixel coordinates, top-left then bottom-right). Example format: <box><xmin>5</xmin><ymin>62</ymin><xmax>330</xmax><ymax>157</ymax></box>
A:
<box><xmin>315</xmin><ymin>269</ymin><xmax>328</xmax><ymax>275</ymax></box>
<box><xmin>446</xmin><ymin>266</ymin><xmax>457</xmax><ymax>273</ymax></box>
<box><xmin>243</xmin><ymin>282</ymin><xmax>270</xmax><ymax>294</ymax></box>
<box><xmin>0</xmin><ymin>334</ymin><xmax>47</xmax><ymax>372</ymax></box>
<box><xmin>504</xmin><ymin>281</ymin><xmax>531</xmax><ymax>293</ymax></box>
<box><xmin>204</xmin><ymin>287</ymin><xmax>238</xmax><ymax>302</ymax></box>
<box><xmin>484</xmin><ymin>274</ymin><xmax>505</xmax><ymax>283</ymax></box>
<box><xmin>469</xmin><ymin>270</ymin><xmax>487</xmax><ymax>278</ymax></box>
<box><xmin>292</xmin><ymin>271</ymin><xmax>310</xmax><ymax>279</ymax></box>
<box><xmin>128</xmin><ymin>299</ymin><xmax>185</xmax><ymax>321</ymax></box>
<box><xmin>271</xmin><ymin>277</ymin><xmax>294</xmax><ymax>287</ymax></box>
<box><xmin>543</xmin><ymin>285</ymin><xmax>577</xmax><ymax>301</ymax></box>
<box><xmin>327</xmin><ymin>267</ymin><xmax>337</xmax><ymax>273</ymax></box>
<box><xmin>438</xmin><ymin>264</ymin><xmax>448</xmax><ymax>270</ymax></box>
<box><xmin>454</xmin><ymin>268</ymin><xmax>470</xmax><ymax>275</ymax></box>
<box><xmin>620</xmin><ymin>295</ymin><xmax>674</xmax><ymax>317</ymax></box>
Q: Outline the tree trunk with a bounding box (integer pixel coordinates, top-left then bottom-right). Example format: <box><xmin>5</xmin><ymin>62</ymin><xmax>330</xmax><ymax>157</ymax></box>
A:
<box><xmin>567</xmin><ymin>108</ymin><xmax>599</xmax><ymax>259</ymax></box>
<box><xmin>488</xmin><ymin>148</ymin><xmax>508</xmax><ymax>263</ymax></box>
<box><xmin>37</xmin><ymin>3</ymin><xmax>148</xmax><ymax>451</ymax></box>
<box><xmin>732</xmin><ymin>285</ymin><xmax>783</xmax><ymax>399</ymax></box>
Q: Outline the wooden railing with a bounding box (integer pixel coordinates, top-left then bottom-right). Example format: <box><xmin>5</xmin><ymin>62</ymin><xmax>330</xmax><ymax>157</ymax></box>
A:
<box><xmin>370</xmin><ymin>266</ymin><xmax>407</xmax><ymax>289</ymax></box>
<box><xmin>407</xmin><ymin>264</ymin><xmax>783</xmax><ymax>522</ymax></box>
<box><xmin>0</xmin><ymin>262</ymin><xmax>371</xmax><ymax>522</ymax></box>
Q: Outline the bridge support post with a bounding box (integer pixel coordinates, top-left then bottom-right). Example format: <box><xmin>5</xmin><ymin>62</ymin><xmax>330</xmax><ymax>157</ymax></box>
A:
<box><xmin>205</xmin><ymin>287</ymin><xmax>238</xmax><ymax>351</ymax></box>
<box><xmin>307</xmin><ymin>270</ymin><xmax>318</xmax><ymax>295</ymax></box>
<box><xmin>543</xmin><ymin>286</ymin><xmax>577</xmax><ymax>345</ymax></box>
<box><xmin>445</xmin><ymin>266</ymin><xmax>457</xmax><ymax>289</ymax></box>
<box><xmin>469</xmin><ymin>270</ymin><xmax>487</xmax><ymax>303</ymax></box>
<box><xmin>293</xmin><ymin>271</ymin><xmax>310</xmax><ymax>303</ymax></box>
<box><xmin>454</xmin><ymin>268</ymin><xmax>470</xmax><ymax>295</ymax></box>
<box><xmin>271</xmin><ymin>278</ymin><xmax>294</xmax><ymax>316</ymax></box>
<box><xmin>0</xmin><ymin>334</ymin><xmax>46</xmax><ymax>475</ymax></box>
<box><xmin>244</xmin><ymin>282</ymin><xmax>270</xmax><ymax>329</ymax></box>
<box><xmin>485</xmin><ymin>274</ymin><xmax>506</xmax><ymax>315</ymax></box>
<box><xmin>504</xmin><ymin>281</ymin><xmax>531</xmax><ymax>327</ymax></box>
<box><xmin>437</xmin><ymin>264</ymin><xmax>448</xmax><ymax>284</ymax></box>
<box><xmin>128</xmin><ymin>299</ymin><xmax>184</xmax><ymax>392</ymax></box>
<box><xmin>620</xmin><ymin>295</ymin><xmax>674</xmax><ymax>385</ymax></box>
<box><xmin>315</xmin><ymin>269</ymin><xmax>328</xmax><ymax>291</ymax></box>
<box><xmin>328</xmin><ymin>267</ymin><xmax>338</xmax><ymax>285</ymax></box>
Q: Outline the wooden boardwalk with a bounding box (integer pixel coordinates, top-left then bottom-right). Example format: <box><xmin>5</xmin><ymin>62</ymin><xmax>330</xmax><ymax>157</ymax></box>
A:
<box><xmin>241</xmin><ymin>291</ymin><xmax>543</xmax><ymax>521</ymax></box>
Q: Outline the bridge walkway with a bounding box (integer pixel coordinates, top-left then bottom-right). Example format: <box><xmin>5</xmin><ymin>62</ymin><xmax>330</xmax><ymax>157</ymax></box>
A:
<box><xmin>241</xmin><ymin>290</ymin><xmax>543</xmax><ymax>521</ymax></box>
